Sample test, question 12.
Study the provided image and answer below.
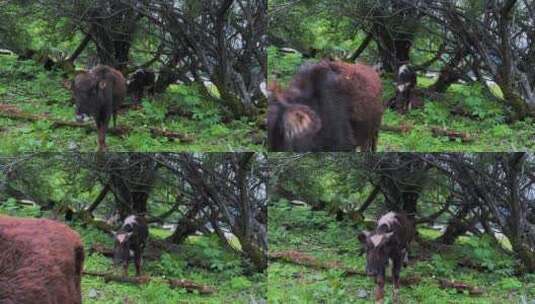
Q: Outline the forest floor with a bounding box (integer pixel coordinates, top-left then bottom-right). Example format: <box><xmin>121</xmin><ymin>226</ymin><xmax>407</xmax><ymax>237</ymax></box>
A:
<box><xmin>268</xmin><ymin>200</ymin><xmax>535</xmax><ymax>304</ymax></box>
<box><xmin>0</xmin><ymin>55</ymin><xmax>264</xmax><ymax>152</ymax></box>
<box><xmin>0</xmin><ymin>201</ymin><xmax>267</xmax><ymax>304</ymax></box>
<box><xmin>269</xmin><ymin>47</ymin><xmax>535</xmax><ymax>152</ymax></box>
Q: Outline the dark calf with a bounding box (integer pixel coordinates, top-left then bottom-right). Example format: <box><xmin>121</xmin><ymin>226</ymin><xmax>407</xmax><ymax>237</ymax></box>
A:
<box><xmin>268</xmin><ymin>61</ymin><xmax>383</xmax><ymax>152</ymax></box>
<box><xmin>113</xmin><ymin>215</ymin><xmax>149</xmax><ymax>277</ymax></box>
<box><xmin>0</xmin><ymin>215</ymin><xmax>84</xmax><ymax>304</ymax></box>
<box><xmin>387</xmin><ymin>64</ymin><xmax>422</xmax><ymax>113</ymax></box>
<box><xmin>72</xmin><ymin>65</ymin><xmax>126</xmax><ymax>151</ymax></box>
<box><xmin>358</xmin><ymin>212</ymin><xmax>414</xmax><ymax>304</ymax></box>
<box><xmin>127</xmin><ymin>68</ymin><xmax>155</xmax><ymax>103</ymax></box>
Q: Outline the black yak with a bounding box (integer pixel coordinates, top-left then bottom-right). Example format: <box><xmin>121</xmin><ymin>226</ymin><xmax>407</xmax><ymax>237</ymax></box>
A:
<box><xmin>358</xmin><ymin>212</ymin><xmax>414</xmax><ymax>304</ymax></box>
<box><xmin>113</xmin><ymin>215</ymin><xmax>148</xmax><ymax>277</ymax></box>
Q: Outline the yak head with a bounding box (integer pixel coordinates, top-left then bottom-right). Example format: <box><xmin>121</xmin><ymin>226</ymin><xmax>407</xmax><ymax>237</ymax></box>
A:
<box><xmin>358</xmin><ymin>230</ymin><xmax>395</xmax><ymax>278</ymax></box>
<box><xmin>113</xmin><ymin>230</ymin><xmax>133</xmax><ymax>266</ymax></box>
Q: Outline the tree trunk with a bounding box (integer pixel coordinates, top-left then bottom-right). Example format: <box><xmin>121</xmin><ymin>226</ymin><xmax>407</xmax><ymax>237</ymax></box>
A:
<box><xmin>167</xmin><ymin>201</ymin><xmax>207</xmax><ymax>244</ymax></box>
<box><xmin>430</xmin><ymin>47</ymin><xmax>466</xmax><ymax>93</ymax></box>
<box><xmin>348</xmin><ymin>33</ymin><xmax>373</xmax><ymax>62</ymax></box>
<box><xmin>437</xmin><ymin>206</ymin><xmax>475</xmax><ymax>245</ymax></box>
<box><xmin>67</xmin><ymin>33</ymin><xmax>92</xmax><ymax>64</ymax></box>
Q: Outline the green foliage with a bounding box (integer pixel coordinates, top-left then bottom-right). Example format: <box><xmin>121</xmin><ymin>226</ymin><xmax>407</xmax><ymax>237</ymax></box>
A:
<box><xmin>422</xmin><ymin>102</ymin><xmax>450</xmax><ymax>125</ymax></box>
<box><xmin>0</xmin><ymin>198</ymin><xmax>40</xmax><ymax>217</ymax></box>
<box><xmin>268</xmin><ymin>47</ymin><xmax>304</xmax><ymax>84</ymax></box>
<box><xmin>497</xmin><ymin>277</ymin><xmax>523</xmax><ymax>291</ymax></box>
<box><xmin>458</xmin><ymin>235</ymin><xmax>515</xmax><ymax>276</ymax></box>
<box><xmin>230</xmin><ymin>276</ymin><xmax>253</xmax><ymax>289</ymax></box>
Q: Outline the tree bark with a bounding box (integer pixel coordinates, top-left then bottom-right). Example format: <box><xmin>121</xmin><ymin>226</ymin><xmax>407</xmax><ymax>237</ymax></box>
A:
<box><xmin>67</xmin><ymin>32</ymin><xmax>92</xmax><ymax>64</ymax></box>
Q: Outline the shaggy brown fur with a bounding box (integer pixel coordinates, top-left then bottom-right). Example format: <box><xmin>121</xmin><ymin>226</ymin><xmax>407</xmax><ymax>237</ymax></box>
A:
<box><xmin>268</xmin><ymin>61</ymin><xmax>384</xmax><ymax>152</ymax></box>
<box><xmin>73</xmin><ymin>65</ymin><xmax>126</xmax><ymax>151</ymax></box>
<box><xmin>0</xmin><ymin>216</ymin><xmax>84</xmax><ymax>304</ymax></box>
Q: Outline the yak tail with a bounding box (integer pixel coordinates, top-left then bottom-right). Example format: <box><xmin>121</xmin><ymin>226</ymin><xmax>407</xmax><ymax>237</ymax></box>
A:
<box><xmin>74</xmin><ymin>245</ymin><xmax>84</xmax><ymax>277</ymax></box>
<box><xmin>74</xmin><ymin>245</ymin><xmax>84</xmax><ymax>304</ymax></box>
<box><xmin>97</xmin><ymin>80</ymin><xmax>113</xmax><ymax>105</ymax></box>
<box><xmin>97</xmin><ymin>79</ymin><xmax>115</xmax><ymax>125</ymax></box>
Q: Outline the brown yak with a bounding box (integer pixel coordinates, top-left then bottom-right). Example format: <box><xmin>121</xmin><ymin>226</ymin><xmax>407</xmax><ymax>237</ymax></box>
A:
<box><xmin>72</xmin><ymin>65</ymin><xmax>126</xmax><ymax>151</ymax></box>
<box><xmin>268</xmin><ymin>61</ymin><xmax>383</xmax><ymax>152</ymax></box>
<box><xmin>0</xmin><ymin>215</ymin><xmax>84</xmax><ymax>304</ymax></box>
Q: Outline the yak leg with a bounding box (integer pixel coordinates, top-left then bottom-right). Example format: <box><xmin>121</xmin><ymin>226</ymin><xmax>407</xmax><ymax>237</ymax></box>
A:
<box><xmin>123</xmin><ymin>259</ymin><xmax>129</xmax><ymax>277</ymax></box>
<box><xmin>392</xmin><ymin>257</ymin><xmax>402</xmax><ymax>304</ymax></box>
<box><xmin>375</xmin><ymin>275</ymin><xmax>385</xmax><ymax>304</ymax></box>
<box><xmin>134</xmin><ymin>249</ymin><xmax>143</xmax><ymax>276</ymax></box>
<box><xmin>97</xmin><ymin>123</ymin><xmax>108</xmax><ymax>152</ymax></box>
<box><xmin>402</xmin><ymin>248</ymin><xmax>409</xmax><ymax>267</ymax></box>
<box><xmin>112</xmin><ymin>110</ymin><xmax>117</xmax><ymax>128</ymax></box>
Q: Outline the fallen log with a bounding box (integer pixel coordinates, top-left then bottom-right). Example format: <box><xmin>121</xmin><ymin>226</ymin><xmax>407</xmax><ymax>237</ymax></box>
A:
<box><xmin>168</xmin><ymin>279</ymin><xmax>217</xmax><ymax>295</ymax></box>
<box><xmin>165</xmin><ymin>106</ymin><xmax>194</xmax><ymax>119</ymax></box>
<box><xmin>431</xmin><ymin>127</ymin><xmax>473</xmax><ymax>142</ymax></box>
<box><xmin>269</xmin><ymin>251</ymin><xmax>421</xmax><ymax>286</ymax></box>
<box><xmin>0</xmin><ymin>104</ymin><xmax>193</xmax><ymax>142</ymax></box>
<box><xmin>88</xmin><ymin>243</ymin><xmax>114</xmax><ymax>258</ymax></box>
<box><xmin>150</xmin><ymin>127</ymin><xmax>194</xmax><ymax>143</ymax></box>
<box><xmin>269</xmin><ymin>250</ymin><xmax>342</xmax><ymax>270</ymax></box>
<box><xmin>88</xmin><ymin>242</ymin><xmax>162</xmax><ymax>261</ymax></box>
<box><xmin>437</xmin><ymin>278</ymin><xmax>484</xmax><ymax>296</ymax></box>
<box><xmin>83</xmin><ymin>271</ymin><xmax>217</xmax><ymax>294</ymax></box>
<box><xmin>83</xmin><ymin>271</ymin><xmax>151</xmax><ymax>284</ymax></box>
<box><xmin>380</xmin><ymin>124</ymin><xmax>413</xmax><ymax>133</ymax></box>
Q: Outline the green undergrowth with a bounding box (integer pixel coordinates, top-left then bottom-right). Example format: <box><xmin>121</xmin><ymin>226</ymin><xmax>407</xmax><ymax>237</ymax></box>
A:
<box><xmin>268</xmin><ymin>47</ymin><xmax>535</xmax><ymax>152</ymax></box>
<box><xmin>0</xmin><ymin>55</ymin><xmax>263</xmax><ymax>152</ymax></box>
<box><xmin>268</xmin><ymin>199</ymin><xmax>535</xmax><ymax>303</ymax></box>
<box><xmin>0</xmin><ymin>200</ymin><xmax>267</xmax><ymax>303</ymax></box>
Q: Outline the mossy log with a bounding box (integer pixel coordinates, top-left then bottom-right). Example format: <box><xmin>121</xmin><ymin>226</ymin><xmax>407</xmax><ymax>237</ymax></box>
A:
<box><xmin>437</xmin><ymin>278</ymin><xmax>484</xmax><ymax>295</ymax></box>
<box><xmin>431</xmin><ymin>127</ymin><xmax>473</xmax><ymax>142</ymax></box>
<box><xmin>380</xmin><ymin>124</ymin><xmax>413</xmax><ymax>133</ymax></box>
<box><xmin>83</xmin><ymin>271</ymin><xmax>217</xmax><ymax>294</ymax></box>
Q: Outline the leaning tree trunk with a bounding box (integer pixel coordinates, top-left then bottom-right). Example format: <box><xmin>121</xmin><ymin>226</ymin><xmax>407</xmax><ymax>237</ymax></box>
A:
<box><xmin>430</xmin><ymin>47</ymin><xmax>467</xmax><ymax>93</ymax></box>
<box><xmin>167</xmin><ymin>199</ymin><xmax>209</xmax><ymax>244</ymax></box>
<box><xmin>437</xmin><ymin>205</ymin><xmax>477</xmax><ymax>245</ymax></box>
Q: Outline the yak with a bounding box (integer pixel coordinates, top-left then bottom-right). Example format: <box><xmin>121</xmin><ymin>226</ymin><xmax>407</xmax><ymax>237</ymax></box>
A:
<box><xmin>72</xmin><ymin>65</ymin><xmax>126</xmax><ymax>151</ymax></box>
<box><xmin>358</xmin><ymin>212</ymin><xmax>414</xmax><ymax>304</ymax></box>
<box><xmin>268</xmin><ymin>61</ymin><xmax>384</xmax><ymax>152</ymax></box>
<box><xmin>0</xmin><ymin>215</ymin><xmax>84</xmax><ymax>304</ymax></box>
<box><xmin>113</xmin><ymin>215</ymin><xmax>149</xmax><ymax>277</ymax></box>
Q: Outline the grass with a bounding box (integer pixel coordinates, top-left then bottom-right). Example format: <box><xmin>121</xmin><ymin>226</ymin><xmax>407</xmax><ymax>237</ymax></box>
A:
<box><xmin>268</xmin><ymin>47</ymin><xmax>535</xmax><ymax>152</ymax></box>
<box><xmin>0</xmin><ymin>55</ymin><xmax>264</xmax><ymax>152</ymax></box>
<box><xmin>268</xmin><ymin>199</ymin><xmax>535</xmax><ymax>304</ymax></box>
<box><xmin>0</xmin><ymin>200</ymin><xmax>267</xmax><ymax>304</ymax></box>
